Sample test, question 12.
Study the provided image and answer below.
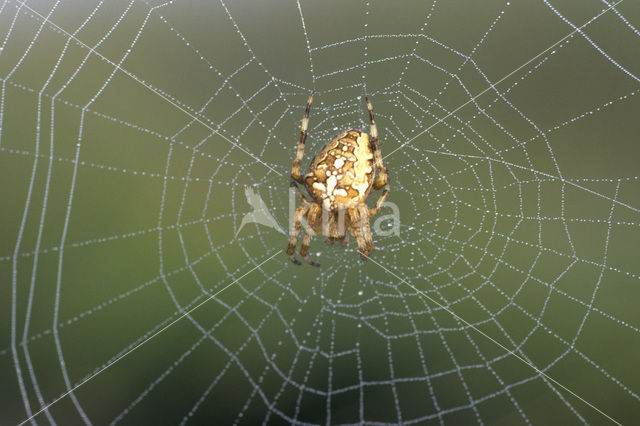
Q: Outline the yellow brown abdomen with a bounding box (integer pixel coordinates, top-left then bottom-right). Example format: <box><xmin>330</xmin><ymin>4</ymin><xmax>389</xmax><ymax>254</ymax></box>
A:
<box><xmin>304</xmin><ymin>130</ymin><xmax>375</xmax><ymax>210</ymax></box>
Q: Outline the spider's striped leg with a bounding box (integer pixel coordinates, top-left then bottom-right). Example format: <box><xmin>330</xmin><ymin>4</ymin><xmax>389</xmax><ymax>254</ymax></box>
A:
<box><xmin>368</xmin><ymin>184</ymin><xmax>390</xmax><ymax>216</ymax></box>
<box><xmin>339</xmin><ymin>233</ymin><xmax>349</xmax><ymax>246</ymax></box>
<box><xmin>348</xmin><ymin>204</ymin><xmax>374</xmax><ymax>259</ymax></box>
<box><xmin>358</xmin><ymin>204</ymin><xmax>374</xmax><ymax>257</ymax></box>
<box><xmin>323</xmin><ymin>209</ymin><xmax>346</xmax><ymax>245</ymax></box>
<box><xmin>290</xmin><ymin>177</ymin><xmax>310</xmax><ymax>204</ymax></box>
<box><xmin>366</xmin><ymin>97</ymin><xmax>390</xmax><ymax>216</ymax></box>
<box><xmin>287</xmin><ymin>203</ymin><xmax>311</xmax><ymax>265</ymax></box>
<box><xmin>300</xmin><ymin>203</ymin><xmax>321</xmax><ymax>267</ymax></box>
<box><xmin>291</xmin><ymin>92</ymin><xmax>314</xmax><ymax>183</ymax></box>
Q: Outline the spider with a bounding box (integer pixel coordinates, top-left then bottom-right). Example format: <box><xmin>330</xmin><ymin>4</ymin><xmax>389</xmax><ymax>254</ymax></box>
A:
<box><xmin>287</xmin><ymin>93</ymin><xmax>390</xmax><ymax>266</ymax></box>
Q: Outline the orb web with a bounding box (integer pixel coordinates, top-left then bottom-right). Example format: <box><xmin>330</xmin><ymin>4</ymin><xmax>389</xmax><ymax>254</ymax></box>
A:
<box><xmin>1</xmin><ymin>0</ymin><xmax>639</xmax><ymax>425</ymax></box>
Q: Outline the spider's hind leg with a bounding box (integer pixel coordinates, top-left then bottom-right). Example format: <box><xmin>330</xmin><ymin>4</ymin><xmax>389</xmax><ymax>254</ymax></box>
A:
<box><xmin>300</xmin><ymin>204</ymin><xmax>322</xmax><ymax>267</ymax></box>
<box><xmin>287</xmin><ymin>203</ymin><xmax>311</xmax><ymax>265</ymax></box>
<box><xmin>348</xmin><ymin>204</ymin><xmax>374</xmax><ymax>259</ymax></box>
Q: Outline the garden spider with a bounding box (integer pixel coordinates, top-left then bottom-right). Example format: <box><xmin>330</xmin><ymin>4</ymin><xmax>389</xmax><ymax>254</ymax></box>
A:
<box><xmin>287</xmin><ymin>93</ymin><xmax>390</xmax><ymax>266</ymax></box>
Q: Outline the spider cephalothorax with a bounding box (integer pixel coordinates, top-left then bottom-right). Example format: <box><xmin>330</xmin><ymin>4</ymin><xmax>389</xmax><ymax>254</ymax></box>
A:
<box><xmin>287</xmin><ymin>93</ymin><xmax>390</xmax><ymax>266</ymax></box>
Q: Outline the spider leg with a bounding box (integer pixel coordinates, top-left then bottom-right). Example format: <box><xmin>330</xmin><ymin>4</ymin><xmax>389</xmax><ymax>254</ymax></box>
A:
<box><xmin>324</xmin><ymin>210</ymin><xmax>345</xmax><ymax>245</ymax></box>
<box><xmin>323</xmin><ymin>236</ymin><xmax>335</xmax><ymax>245</ymax></box>
<box><xmin>348</xmin><ymin>204</ymin><xmax>374</xmax><ymax>259</ymax></box>
<box><xmin>300</xmin><ymin>204</ymin><xmax>321</xmax><ymax>267</ymax></box>
<box><xmin>290</xmin><ymin>177</ymin><xmax>311</xmax><ymax>204</ymax></box>
<box><xmin>291</xmin><ymin>92</ymin><xmax>314</xmax><ymax>184</ymax></box>
<box><xmin>358</xmin><ymin>204</ymin><xmax>374</xmax><ymax>258</ymax></box>
<box><xmin>287</xmin><ymin>203</ymin><xmax>311</xmax><ymax>265</ymax></box>
<box><xmin>365</xmin><ymin>97</ymin><xmax>390</xmax><ymax>216</ymax></box>
<box><xmin>368</xmin><ymin>184</ymin><xmax>390</xmax><ymax>216</ymax></box>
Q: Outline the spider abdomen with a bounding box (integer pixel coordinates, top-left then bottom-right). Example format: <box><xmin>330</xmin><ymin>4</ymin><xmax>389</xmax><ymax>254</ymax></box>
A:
<box><xmin>304</xmin><ymin>130</ymin><xmax>375</xmax><ymax>210</ymax></box>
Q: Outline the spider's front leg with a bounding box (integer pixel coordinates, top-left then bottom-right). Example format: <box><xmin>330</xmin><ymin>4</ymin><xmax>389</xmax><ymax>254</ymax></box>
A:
<box><xmin>290</xmin><ymin>177</ymin><xmax>310</xmax><ymax>204</ymax></box>
<box><xmin>291</xmin><ymin>92</ymin><xmax>314</xmax><ymax>184</ymax></box>
<box><xmin>348</xmin><ymin>203</ymin><xmax>374</xmax><ymax>259</ymax></box>
<box><xmin>288</xmin><ymin>92</ymin><xmax>315</xmax><ymax>265</ymax></box>
<box><xmin>365</xmin><ymin>97</ymin><xmax>390</xmax><ymax>216</ymax></box>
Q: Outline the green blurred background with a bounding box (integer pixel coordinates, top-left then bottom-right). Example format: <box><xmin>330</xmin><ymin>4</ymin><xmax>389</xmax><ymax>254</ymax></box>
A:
<box><xmin>1</xmin><ymin>0</ymin><xmax>639</xmax><ymax>424</ymax></box>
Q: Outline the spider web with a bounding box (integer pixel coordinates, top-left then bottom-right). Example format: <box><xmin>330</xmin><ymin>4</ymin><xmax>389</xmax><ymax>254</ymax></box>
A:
<box><xmin>1</xmin><ymin>0</ymin><xmax>639</xmax><ymax>424</ymax></box>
